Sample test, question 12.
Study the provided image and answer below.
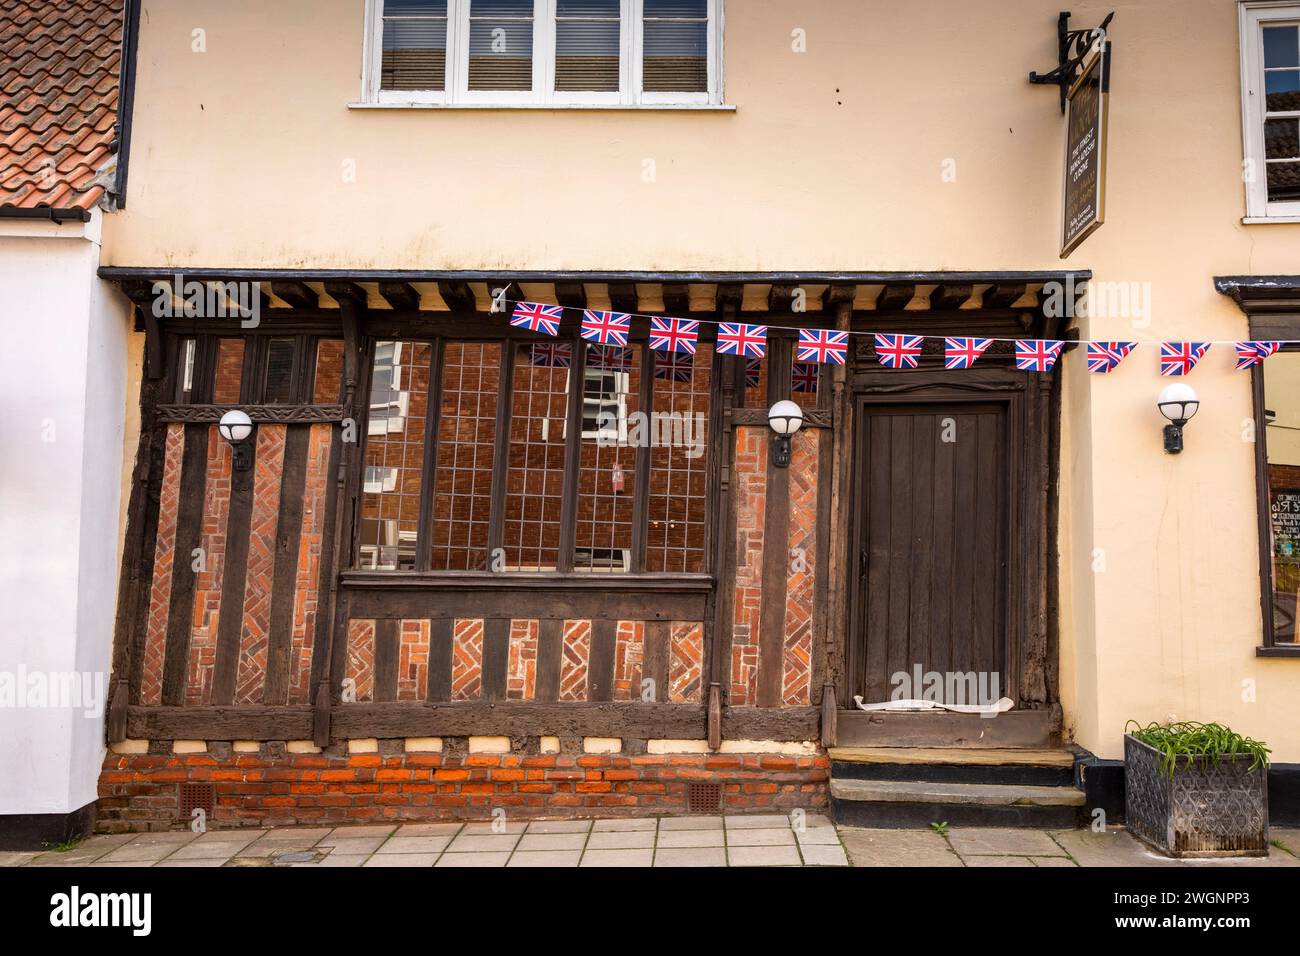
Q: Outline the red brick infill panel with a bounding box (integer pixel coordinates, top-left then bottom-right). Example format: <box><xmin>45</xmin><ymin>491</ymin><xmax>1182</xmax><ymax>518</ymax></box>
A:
<box><xmin>782</xmin><ymin>429</ymin><xmax>818</xmax><ymax>706</ymax></box>
<box><xmin>613</xmin><ymin>620</ymin><xmax>643</xmax><ymax>701</ymax></box>
<box><xmin>451</xmin><ymin>618</ymin><xmax>484</xmax><ymax>701</ymax></box>
<box><xmin>233</xmin><ymin>424</ymin><xmax>286</xmax><ymax>704</ymax></box>
<box><xmin>345</xmin><ymin>619</ymin><xmax>376</xmax><ymax>702</ymax></box>
<box><xmin>397</xmin><ymin>618</ymin><xmax>431</xmax><ymax>701</ymax></box>
<box><xmin>559</xmin><ymin>619</ymin><xmax>591</xmax><ymax>702</ymax></box>
<box><xmin>507</xmin><ymin>619</ymin><xmax>539</xmax><ymax>700</ymax></box>
<box><xmin>730</xmin><ymin>427</ymin><xmax>767</xmax><ymax>706</ymax></box>
<box><xmin>288</xmin><ymin>423</ymin><xmax>332</xmax><ymax>704</ymax></box>
<box><xmin>140</xmin><ymin>423</ymin><xmax>185</xmax><ymax>706</ymax></box>
<box><xmin>186</xmin><ymin>428</ymin><xmax>232</xmax><ymax>706</ymax></box>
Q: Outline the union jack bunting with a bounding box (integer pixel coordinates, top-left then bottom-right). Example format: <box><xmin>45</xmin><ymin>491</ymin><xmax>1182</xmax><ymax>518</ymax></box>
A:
<box><xmin>654</xmin><ymin>352</ymin><xmax>696</xmax><ymax>382</ymax></box>
<box><xmin>1085</xmin><ymin>341</ymin><xmax>1136</xmax><ymax>374</ymax></box>
<box><xmin>791</xmin><ymin>362</ymin><xmax>820</xmax><ymax>394</ymax></box>
<box><xmin>716</xmin><ymin>322</ymin><xmax>768</xmax><ymax>358</ymax></box>
<box><xmin>1159</xmin><ymin>341</ymin><xmax>1209</xmax><ymax>377</ymax></box>
<box><xmin>745</xmin><ymin>358</ymin><xmax>762</xmax><ymax>389</ymax></box>
<box><xmin>580</xmin><ymin>310</ymin><xmax>631</xmax><ymax>346</ymax></box>
<box><xmin>510</xmin><ymin>301</ymin><xmax>563</xmax><ymax>336</ymax></box>
<box><xmin>648</xmin><ymin>317</ymin><xmax>699</xmax><ymax>354</ymax></box>
<box><xmin>586</xmin><ymin>345</ymin><xmax>632</xmax><ymax>370</ymax></box>
<box><xmin>1014</xmin><ymin>339</ymin><xmax>1065</xmax><ymax>373</ymax></box>
<box><xmin>528</xmin><ymin>343</ymin><xmax>572</xmax><ymax>368</ymax></box>
<box><xmin>943</xmin><ymin>337</ymin><xmax>993</xmax><ymax>370</ymax></box>
<box><xmin>796</xmin><ymin>328</ymin><xmax>849</xmax><ymax>365</ymax></box>
<box><xmin>1234</xmin><ymin>341</ymin><xmax>1281</xmax><ymax>370</ymax></box>
<box><xmin>874</xmin><ymin>333</ymin><xmax>925</xmax><ymax>369</ymax></box>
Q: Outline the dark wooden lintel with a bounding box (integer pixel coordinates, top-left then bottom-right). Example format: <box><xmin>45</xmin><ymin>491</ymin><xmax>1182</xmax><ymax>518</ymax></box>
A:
<box><xmin>156</xmin><ymin>403</ymin><xmax>345</xmax><ymax>423</ymax></box>
<box><xmin>123</xmin><ymin>702</ymin><xmax>820</xmax><ymax>742</ymax></box>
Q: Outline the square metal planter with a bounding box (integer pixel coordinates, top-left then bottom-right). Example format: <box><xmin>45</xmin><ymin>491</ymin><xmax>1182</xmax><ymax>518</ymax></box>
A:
<box><xmin>1124</xmin><ymin>734</ymin><xmax>1269</xmax><ymax>858</ymax></box>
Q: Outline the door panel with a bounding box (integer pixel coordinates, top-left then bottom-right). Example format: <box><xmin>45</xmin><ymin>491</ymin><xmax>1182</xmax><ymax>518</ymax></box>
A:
<box><xmin>852</xmin><ymin>402</ymin><xmax>1008</xmax><ymax>704</ymax></box>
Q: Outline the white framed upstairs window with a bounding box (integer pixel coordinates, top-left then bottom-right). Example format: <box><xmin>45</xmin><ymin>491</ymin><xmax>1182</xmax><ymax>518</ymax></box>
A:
<box><xmin>1241</xmin><ymin>2</ymin><xmax>1300</xmax><ymax>220</ymax></box>
<box><xmin>361</xmin><ymin>0</ymin><xmax>724</xmax><ymax>107</ymax></box>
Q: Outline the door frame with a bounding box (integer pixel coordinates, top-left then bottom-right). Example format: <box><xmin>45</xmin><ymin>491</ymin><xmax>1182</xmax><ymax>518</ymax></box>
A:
<box><xmin>838</xmin><ymin>364</ymin><xmax>1058</xmax><ymax>714</ymax></box>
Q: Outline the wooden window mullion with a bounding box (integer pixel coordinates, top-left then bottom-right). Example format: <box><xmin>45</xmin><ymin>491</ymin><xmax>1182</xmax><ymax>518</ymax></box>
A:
<box><xmin>486</xmin><ymin>341</ymin><xmax>517</xmax><ymax>569</ymax></box>
<box><xmin>557</xmin><ymin>337</ymin><xmax>587</xmax><ymax>573</ymax></box>
<box><xmin>630</xmin><ymin>345</ymin><xmax>654</xmax><ymax>572</ymax></box>
<box><xmin>414</xmin><ymin>339</ymin><xmax>444</xmax><ymax>572</ymax></box>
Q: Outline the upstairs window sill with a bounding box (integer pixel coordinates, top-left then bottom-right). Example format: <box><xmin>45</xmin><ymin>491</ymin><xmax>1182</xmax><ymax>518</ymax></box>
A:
<box><xmin>348</xmin><ymin>101</ymin><xmax>736</xmax><ymax>112</ymax></box>
<box><xmin>1256</xmin><ymin>644</ymin><xmax>1300</xmax><ymax>658</ymax></box>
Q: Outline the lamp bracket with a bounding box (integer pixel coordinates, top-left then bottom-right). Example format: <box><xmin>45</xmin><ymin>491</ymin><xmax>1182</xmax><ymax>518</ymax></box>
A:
<box><xmin>1028</xmin><ymin>10</ymin><xmax>1115</xmax><ymax>113</ymax></box>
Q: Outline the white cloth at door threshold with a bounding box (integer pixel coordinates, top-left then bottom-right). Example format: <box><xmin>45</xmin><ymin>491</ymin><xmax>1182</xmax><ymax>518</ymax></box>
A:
<box><xmin>852</xmin><ymin>695</ymin><xmax>1015</xmax><ymax>716</ymax></box>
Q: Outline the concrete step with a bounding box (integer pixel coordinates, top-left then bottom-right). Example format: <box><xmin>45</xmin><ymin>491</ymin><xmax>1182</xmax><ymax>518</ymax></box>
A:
<box><xmin>829</xmin><ymin>746</ymin><xmax>1078</xmax><ymax>787</ymax></box>
<box><xmin>830</xmin><ymin>777</ymin><xmax>1085</xmax><ymax>829</ymax></box>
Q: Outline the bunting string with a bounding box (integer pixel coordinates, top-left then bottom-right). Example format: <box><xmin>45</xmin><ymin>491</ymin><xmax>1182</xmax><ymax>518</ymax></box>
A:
<box><xmin>502</xmin><ymin>295</ymin><xmax>1285</xmax><ymax>376</ymax></box>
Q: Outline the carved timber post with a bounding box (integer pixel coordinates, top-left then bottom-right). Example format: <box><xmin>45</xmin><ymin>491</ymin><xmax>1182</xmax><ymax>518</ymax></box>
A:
<box><xmin>314</xmin><ymin>291</ymin><xmax>366</xmax><ymax>747</ymax></box>
<box><xmin>821</xmin><ymin>294</ymin><xmax>855</xmax><ymax>748</ymax></box>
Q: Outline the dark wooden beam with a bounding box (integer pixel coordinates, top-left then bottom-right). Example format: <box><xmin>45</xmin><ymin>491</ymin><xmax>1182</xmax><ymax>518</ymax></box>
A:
<box><xmin>874</xmin><ymin>284</ymin><xmax>915</xmax><ymax>311</ymax></box>
<box><xmin>607</xmin><ymin>282</ymin><xmax>639</xmax><ymax>314</ymax></box>
<box><xmin>768</xmin><ymin>283</ymin><xmax>799</xmax><ymax>313</ymax></box>
<box><xmin>715</xmin><ymin>283</ymin><xmax>744</xmax><ymax>314</ymax></box>
<box><xmin>661</xmin><ymin>283</ymin><xmax>690</xmax><ymax>316</ymax></box>
<box><xmin>124</xmin><ymin>702</ymin><xmax>820</xmax><ymax>742</ymax></box>
<box><xmin>379</xmin><ymin>281</ymin><xmax>420</xmax><ymax>311</ymax></box>
<box><xmin>821</xmin><ymin>284</ymin><xmax>856</xmax><ymax>311</ymax></box>
<box><xmin>438</xmin><ymin>280</ymin><xmax>478</xmax><ymax>313</ymax></box>
<box><xmin>982</xmin><ymin>282</ymin><xmax>1028</xmax><ymax>309</ymax></box>
<box><xmin>323</xmin><ymin>281</ymin><xmax>366</xmax><ymax>306</ymax></box>
<box><xmin>555</xmin><ymin>282</ymin><xmax>587</xmax><ymax>309</ymax></box>
<box><xmin>271</xmin><ymin>281</ymin><xmax>319</xmax><ymax>310</ymax></box>
<box><xmin>929</xmin><ymin>283</ymin><xmax>974</xmax><ymax>311</ymax></box>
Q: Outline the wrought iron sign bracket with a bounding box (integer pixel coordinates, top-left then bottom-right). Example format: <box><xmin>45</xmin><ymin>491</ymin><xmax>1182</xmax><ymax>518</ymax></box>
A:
<box><xmin>1028</xmin><ymin>10</ymin><xmax>1114</xmax><ymax>113</ymax></box>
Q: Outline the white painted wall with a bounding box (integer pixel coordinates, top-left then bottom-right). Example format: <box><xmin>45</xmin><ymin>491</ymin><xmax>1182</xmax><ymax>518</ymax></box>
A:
<box><xmin>0</xmin><ymin>210</ymin><xmax>129</xmax><ymax>815</ymax></box>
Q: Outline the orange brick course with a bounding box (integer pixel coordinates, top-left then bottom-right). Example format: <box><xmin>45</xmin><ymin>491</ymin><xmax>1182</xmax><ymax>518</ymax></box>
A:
<box><xmin>96</xmin><ymin>746</ymin><xmax>828</xmax><ymax>830</ymax></box>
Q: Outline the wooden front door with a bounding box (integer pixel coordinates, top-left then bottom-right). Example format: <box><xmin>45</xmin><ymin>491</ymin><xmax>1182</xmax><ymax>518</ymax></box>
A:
<box><xmin>848</xmin><ymin>400</ymin><xmax>1010</xmax><ymax>705</ymax></box>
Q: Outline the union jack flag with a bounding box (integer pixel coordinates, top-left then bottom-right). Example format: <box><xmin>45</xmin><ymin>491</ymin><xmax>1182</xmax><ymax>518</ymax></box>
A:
<box><xmin>944</xmin><ymin>337</ymin><xmax>993</xmax><ymax>370</ymax></box>
<box><xmin>716</xmin><ymin>322</ymin><xmax>768</xmax><ymax>358</ymax></box>
<box><xmin>745</xmin><ymin>358</ymin><xmax>762</xmax><ymax>389</ymax></box>
<box><xmin>586</xmin><ymin>345</ymin><xmax>632</xmax><ymax>370</ymax></box>
<box><xmin>1234</xmin><ymin>341</ymin><xmax>1281</xmax><ymax>370</ymax></box>
<box><xmin>654</xmin><ymin>352</ymin><xmax>696</xmax><ymax>382</ymax></box>
<box><xmin>580</xmin><ymin>310</ymin><xmax>631</xmax><ymax>346</ymax></box>
<box><xmin>648</xmin><ymin>317</ymin><xmax>699</xmax><ymax>354</ymax></box>
<box><xmin>1014</xmin><ymin>339</ymin><xmax>1065</xmax><ymax>373</ymax></box>
<box><xmin>510</xmin><ymin>301</ymin><xmax>563</xmax><ymax>336</ymax></box>
<box><xmin>1159</xmin><ymin>341</ymin><xmax>1209</xmax><ymax>377</ymax></box>
<box><xmin>528</xmin><ymin>343</ymin><xmax>572</xmax><ymax>368</ymax></box>
<box><xmin>791</xmin><ymin>362</ymin><xmax>820</xmax><ymax>393</ymax></box>
<box><xmin>796</xmin><ymin>328</ymin><xmax>849</xmax><ymax>365</ymax></box>
<box><xmin>1085</xmin><ymin>341</ymin><xmax>1136</xmax><ymax>374</ymax></box>
<box><xmin>874</xmin><ymin>333</ymin><xmax>925</xmax><ymax>369</ymax></box>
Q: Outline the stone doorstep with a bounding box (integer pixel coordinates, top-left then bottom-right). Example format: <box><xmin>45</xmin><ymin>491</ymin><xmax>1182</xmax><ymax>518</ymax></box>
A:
<box><xmin>830</xmin><ymin>779</ymin><xmax>1087</xmax><ymax>807</ymax></box>
<box><xmin>828</xmin><ymin>747</ymin><xmax>1075</xmax><ymax>768</ymax></box>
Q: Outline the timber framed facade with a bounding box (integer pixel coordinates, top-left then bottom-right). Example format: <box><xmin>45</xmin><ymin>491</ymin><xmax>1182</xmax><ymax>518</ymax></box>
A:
<box><xmin>95</xmin><ymin>268</ymin><xmax>1080</xmax><ymax>828</ymax></box>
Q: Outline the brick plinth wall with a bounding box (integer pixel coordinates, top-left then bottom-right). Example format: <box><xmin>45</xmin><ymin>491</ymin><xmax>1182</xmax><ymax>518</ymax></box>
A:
<box><xmin>97</xmin><ymin>745</ymin><xmax>829</xmax><ymax>831</ymax></box>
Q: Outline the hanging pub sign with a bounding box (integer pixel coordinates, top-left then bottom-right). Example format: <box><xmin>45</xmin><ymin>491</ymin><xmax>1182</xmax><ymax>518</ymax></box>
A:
<box><xmin>1060</xmin><ymin>38</ymin><xmax>1110</xmax><ymax>257</ymax></box>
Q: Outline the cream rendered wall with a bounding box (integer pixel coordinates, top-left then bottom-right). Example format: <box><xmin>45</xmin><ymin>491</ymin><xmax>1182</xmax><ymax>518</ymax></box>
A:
<box><xmin>104</xmin><ymin>0</ymin><xmax>1300</xmax><ymax>759</ymax></box>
